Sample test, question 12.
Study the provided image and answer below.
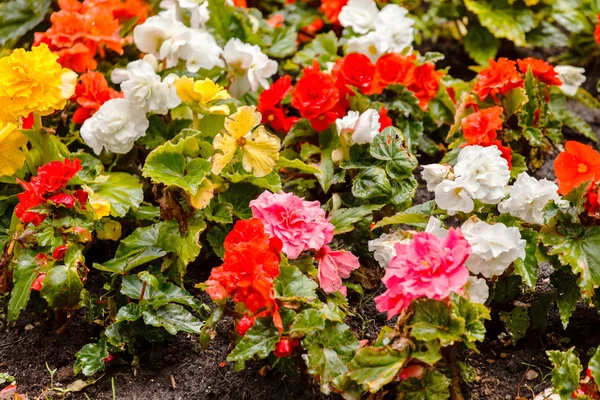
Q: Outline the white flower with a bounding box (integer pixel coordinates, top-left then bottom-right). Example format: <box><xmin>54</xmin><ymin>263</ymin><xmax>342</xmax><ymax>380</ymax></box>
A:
<box><xmin>182</xmin><ymin>29</ymin><xmax>224</xmax><ymax>73</ymax></box>
<box><xmin>555</xmin><ymin>65</ymin><xmax>586</xmax><ymax>96</ymax></box>
<box><xmin>159</xmin><ymin>0</ymin><xmax>210</xmax><ymax>28</ymax></box>
<box><xmin>461</xmin><ymin>219</ymin><xmax>526</xmax><ymax>278</ymax></box>
<box><xmin>339</xmin><ymin>0</ymin><xmax>379</xmax><ymax>34</ymax></box>
<box><xmin>81</xmin><ymin>99</ymin><xmax>149</xmax><ymax>155</ymax></box>
<box><xmin>133</xmin><ymin>16</ymin><xmax>188</xmax><ymax>61</ymax></box>
<box><xmin>336</xmin><ymin>111</ymin><xmax>359</xmax><ymax>135</ymax></box>
<box><xmin>454</xmin><ymin>145</ymin><xmax>510</xmax><ymax>204</ymax></box>
<box><xmin>425</xmin><ymin>217</ymin><xmax>448</xmax><ymax>238</ymax></box>
<box><xmin>223</xmin><ymin>38</ymin><xmax>277</xmax><ymax>96</ymax></box>
<box><xmin>421</xmin><ymin>164</ymin><xmax>451</xmax><ymax>192</ymax></box>
<box><xmin>498</xmin><ymin>172</ymin><xmax>559</xmax><ymax>224</ymax></box>
<box><xmin>434</xmin><ymin>179</ymin><xmax>474</xmax><ymax>215</ymax></box>
<box><xmin>346</xmin><ymin>31</ymin><xmax>389</xmax><ymax>63</ymax></box>
<box><xmin>368</xmin><ymin>231</ymin><xmax>409</xmax><ymax>268</ymax></box>
<box><xmin>374</xmin><ymin>5</ymin><xmax>415</xmax><ymax>54</ymax></box>
<box><xmin>335</xmin><ymin>109</ymin><xmax>380</xmax><ymax>145</ymax></box>
<box><xmin>465</xmin><ymin>276</ymin><xmax>489</xmax><ymax>304</ymax></box>
<box><xmin>116</xmin><ymin>59</ymin><xmax>181</xmax><ymax>115</ymax></box>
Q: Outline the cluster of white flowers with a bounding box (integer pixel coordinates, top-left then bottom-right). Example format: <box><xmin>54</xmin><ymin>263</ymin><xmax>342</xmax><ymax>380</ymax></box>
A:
<box><xmin>555</xmin><ymin>65</ymin><xmax>586</xmax><ymax>96</ymax></box>
<box><xmin>368</xmin><ymin>231</ymin><xmax>409</xmax><ymax>268</ymax></box>
<box><xmin>339</xmin><ymin>0</ymin><xmax>415</xmax><ymax>62</ymax></box>
<box><xmin>222</xmin><ymin>38</ymin><xmax>278</xmax><ymax>97</ymax></box>
<box><xmin>160</xmin><ymin>0</ymin><xmax>210</xmax><ymax>29</ymax></box>
<box><xmin>425</xmin><ymin>145</ymin><xmax>510</xmax><ymax>215</ymax></box>
<box><xmin>498</xmin><ymin>172</ymin><xmax>560</xmax><ymax>225</ymax></box>
<box><xmin>336</xmin><ymin>109</ymin><xmax>381</xmax><ymax>145</ymax></box>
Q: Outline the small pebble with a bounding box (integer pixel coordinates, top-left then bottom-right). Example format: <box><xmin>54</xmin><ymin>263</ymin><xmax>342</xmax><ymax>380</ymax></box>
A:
<box><xmin>500</xmin><ymin>353</ymin><xmax>508</xmax><ymax>359</ymax></box>
<box><xmin>525</xmin><ymin>370</ymin><xmax>539</xmax><ymax>381</ymax></box>
<box><xmin>486</xmin><ymin>359</ymin><xmax>495</xmax><ymax>364</ymax></box>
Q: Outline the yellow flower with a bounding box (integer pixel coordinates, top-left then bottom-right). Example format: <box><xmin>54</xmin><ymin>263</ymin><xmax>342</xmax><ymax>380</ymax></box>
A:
<box><xmin>212</xmin><ymin>106</ymin><xmax>280</xmax><ymax>178</ymax></box>
<box><xmin>0</xmin><ymin>44</ymin><xmax>77</xmax><ymax>122</ymax></box>
<box><xmin>0</xmin><ymin>121</ymin><xmax>28</xmax><ymax>177</ymax></box>
<box><xmin>174</xmin><ymin>76</ymin><xmax>231</xmax><ymax>115</ymax></box>
<box><xmin>90</xmin><ymin>196</ymin><xmax>112</xmax><ymax>219</ymax></box>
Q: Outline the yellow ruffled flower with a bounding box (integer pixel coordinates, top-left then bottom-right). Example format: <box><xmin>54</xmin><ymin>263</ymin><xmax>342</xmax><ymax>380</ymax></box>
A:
<box><xmin>90</xmin><ymin>196</ymin><xmax>112</xmax><ymax>219</ymax></box>
<box><xmin>0</xmin><ymin>44</ymin><xmax>77</xmax><ymax>123</ymax></box>
<box><xmin>174</xmin><ymin>76</ymin><xmax>231</xmax><ymax>115</ymax></box>
<box><xmin>0</xmin><ymin>121</ymin><xmax>28</xmax><ymax>177</ymax></box>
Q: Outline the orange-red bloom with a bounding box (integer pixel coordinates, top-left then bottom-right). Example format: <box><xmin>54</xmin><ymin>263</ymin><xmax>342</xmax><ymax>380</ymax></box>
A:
<box><xmin>257</xmin><ymin>75</ymin><xmax>298</xmax><ymax>133</ymax></box>
<box><xmin>474</xmin><ymin>58</ymin><xmax>524</xmax><ymax>101</ymax></box>
<box><xmin>517</xmin><ymin>58</ymin><xmax>562</xmax><ymax>87</ymax></box>
<box><xmin>595</xmin><ymin>13</ymin><xmax>600</xmax><ymax>44</ymax></box>
<box><xmin>554</xmin><ymin>141</ymin><xmax>600</xmax><ymax>195</ymax></box>
<box><xmin>333</xmin><ymin>53</ymin><xmax>376</xmax><ymax>94</ymax></box>
<box><xmin>72</xmin><ymin>71</ymin><xmax>123</xmax><ymax>124</ymax></box>
<box><xmin>461</xmin><ymin>106</ymin><xmax>504</xmax><ymax>146</ymax></box>
<box><xmin>319</xmin><ymin>0</ymin><xmax>348</xmax><ymax>24</ymax></box>
<box><xmin>408</xmin><ymin>63</ymin><xmax>442</xmax><ymax>110</ymax></box>
<box><xmin>375</xmin><ymin>53</ymin><xmax>416</xmax><ymax>92</ymax></box>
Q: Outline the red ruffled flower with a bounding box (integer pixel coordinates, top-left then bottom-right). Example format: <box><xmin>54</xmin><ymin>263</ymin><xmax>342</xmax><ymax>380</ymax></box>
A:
<box><xmin>36</xmin><ymin>159</ymin><xmax>82</xmax><ymax>194</ymax></box>
<box><xmin>72</xmin><ymin>71</ymin><xmax>123</xmax><ymax>124</ymax></box>
<box><xmin>15</xmin><ymin>186</ymin><xmax>47</xmax><ymax>226</ymax></box>
<box><xmin>236</xmin><ymin>316</ymin><xmax>255</xmax><ymax>336</ymax></box>
<box><xmin>375</xmin><ymin>53</ymin><xmax>416</xmax><ymax>92</ymax></box>
<box><xmin>73</xmin><ymin>189</ymin><xmax>89</xmax><ymax>206</ymax></box>
<box><xmin>407</xmin><ymin>63</ymin><xmax>442</xmax><ymax>110</ymax></box>
<box><xmin>319</xmin><ymin>0</ymin><xmax>347</xmax><ymax>24</ymax></box>
<box><xmin>517</xmin><ymin>58</ymin><xmax>562</xmax><ymax>87</ymax></box>
<box><xmin>378</xmin><ymin>108</ymin><xmax>393</xmax><ymax>131</ymax></box>
<box><xmin>257</xmin><ymin>76</ymin><xmax>298</xmax><ymax>133</ymax></box>
<box><xmin>474</xmin><ymin>58</ymin><xmax>524</xmax><ymax>101</ymax></box>
<box><xmin>595</xmin><ymin>13</ymin><xmax>600</xmax><ymax>44</ymax></box>
<box><xmin>291</xmin><ymin>61</ymin><xmax>346</xmax><ymax>131</ymax></box>
<box><xmin>555</xmin><ymin>141</ymin><xmax>600</xmax><ymax>195</ymax></box>
<box><xmin>205</xmin><ymin>218</ymin><xmax>284</xmax><ymax>331</ymax></box>
<box><xmin>48</xmin><ymin>193</ymin><xmax>76</xmax><ymax>209</ymax></box>
<box><xmin>461</xmin><ymin>106</ymin><xmax>504</xmax><ymax>146</ymax></box>
<box><xmin>334</xmin><ymin>53</ymin><xmax>376</xmax><ymax>94</ymax></box>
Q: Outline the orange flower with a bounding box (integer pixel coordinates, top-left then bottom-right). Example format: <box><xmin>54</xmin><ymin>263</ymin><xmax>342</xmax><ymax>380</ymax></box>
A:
<box><xmin>407</xmin><ymin>63</ymin><xmax>442</xmax><ymax>110</ymax></box>
<box><xmin>319</xmin><ymin>0</ymin><xmax>348</xmax><ymax>24</ymax></box>
<box><xmin>474</xmin><ymin>58</ymin><xmax>524</xmax><ymax>101</ymax></box>
<box><xmin>517</xmin><ymin>58</ymin><xmax>562</xmax><ymax>87</ymax></box>
<box><xmin>461</xmin><ymin>106</ymin><xmax>504</xmax><ymax>146</ymax></box>
<box><xmin>72</xmin><ymin>71</ymin><xmax>123</xmax><ymax>124</ymax></box>
<box><xmin>554</xmin><ymin>141</ymin><xmax>600</xmax><ymax>195</ymax></box>
<box><xmin>595</xmin><ymin>13</ymin><xmax>600</xmax><ymax>44</ymax></box>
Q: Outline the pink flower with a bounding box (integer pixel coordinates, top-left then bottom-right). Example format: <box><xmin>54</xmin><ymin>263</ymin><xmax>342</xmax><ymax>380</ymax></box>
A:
<box><xmin>250</xmin><ymin>191</ymin><xmax>334</xmax><ymax>259</ymax></box>
<box><xmin>375</xmin><ymin>229</ymin><xmax>470</xmax><ymax>319</ymax></box>
<box><xmin>315</xmin><ymin>246</ymin><xmax>360</xmax><ymax>295</ymax></box>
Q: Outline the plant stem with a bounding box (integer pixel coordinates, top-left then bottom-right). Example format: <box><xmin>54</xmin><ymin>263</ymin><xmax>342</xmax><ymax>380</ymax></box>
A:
<box><xmin>447</xmin><ymin>345</ymin><xmax>465</xmax><ymax>400</ymax></box>
<box><xmin>192</xmin><ymin>112</ymin><xmax>199</xmax><ymax>130</ymax></box>
<box><xmin>33</xmin><ymin>114</ymin><xmax>42</xmax><ymax>130</ymax></box>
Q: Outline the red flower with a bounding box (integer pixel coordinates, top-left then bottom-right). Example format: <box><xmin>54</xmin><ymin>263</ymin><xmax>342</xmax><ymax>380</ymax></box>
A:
<box><xmin>30</xmin><ymin>273</ymin><xmax>47</xmax><ymax>292</ymax></box>
<box><xmin>334</xmin><ymin>53</ymin><xmax>376</xmax><ymax>94</ymax></box>
<box><xmin>595</xmin><ymin>13</ymin><xmax>600</xmax><ymax>44</ymax></box>
<box><xmin>15</xmin><ymin>183</ymin><xmax>47</xmax><ymax>226</ymax></box>
<box><xmin>474</xmin><ymin>58</ymin><xmax>524</xmax><ymax>101</ymax></box>
<box><xmin>53</xmin><ymin>245</ymin><xmax>68</xmax><ymax>260</ymax></box>
<box><xmin>585</xmin><ymin>186</ymin><xmax>600</xmax><ymax>217</ymax></box>
<box><xmin>407</xmin><ymin>63</ymin><xmax>441</xmax><ymax>110</ymax></box>
<box><xmin>22</xmin><ymin>113</ymin><xmax>34</xmax><ymax>129</ymax></box>
<box><xmin>273</xmin><ymin>337</ymin><xmax>299</xmax><ymax>357</ymax></box>
<box><xmin>399</xmin><ymin>365</ymin><xmax>425</xmax><ymax>380</ymax></box>
<box><xmin>48</xmin><ymin>193</ymin><xmax>76</xmax><ymax>209</ymax></box>
<box><xmin>236</xmin><ymin>316</ymin><xmax>255</xmax><ymax>336</ymax></box>
<box><xmin>299</xmin><ymin>18</ymin><xmax>324</xmax><ymax>41</ymax></box>
<box><xmin>375</xmin><ymin>53</ymin><xmax>416</xmax><ymax>92</ymax></box>
<box><xmin>555</xmin><ymin>141</ymin><xmax>600</xmax><ymax>195</ymax></box>
<box><xmin>319</xmin><ymin>0</ymin><xmax>347</xmax><ymax>24</ymax></box>
<box><xmin>205</xmin><ymin>219</ymin><xmax>283</xmax><ymax>331</ymax></box>
<box><xmin>291</xmin><ymin>61</ymin><xmax>346</xmax><ymax>131</ymax></box>
<box><xmin>72</xmin><ymin>71</ymin><xmax>123</xmax><ymax>124</ymax></box>
<box><xmin>36</xmin><ymin>159</ymin><xmax>82</xmax><ymax>194</ymax></box>
<box><xmin>492</xmin><ymin>140</ymin><xmax>513</xmax><ymax>170</ymax></box>
<box><xmin>73</xmin><ymin>189</ymin><xmax>89</xmax><ymax>205</ymax></box>
<box><xmin>517</xmin><ymin>58</ymin><xmax>562</xmax><ymax>87</ymax></box>
<box><xmin>378</xmin><ymin>108</ymin><xmax>393</xmax><ymax>131</ymax></box>
<box><xmin>232</xmin><ymin>0</ymin><xmax>247</xmax><ymax>7</ymax></box>
<box><xmin>461</xmin><ymin>106</ymin><xmax>504</xmax><ymax>146</ymax></box>
<box><xmin>257</xmin><ymin>76</ymin><xmax>298</xmax><ymax>133</ymax></box>
<box><xmin>267</xmin><ymin>14</ymin><xmax>284</xmax><ymax>28</ymax></box>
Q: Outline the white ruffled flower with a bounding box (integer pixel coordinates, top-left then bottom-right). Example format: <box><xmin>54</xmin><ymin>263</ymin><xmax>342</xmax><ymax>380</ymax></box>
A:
<box><xmin>368</xmin><ymin>231</ymin><xmax>409</xmax><ymax>268</ymax></box>
<box><xmin>133</xmin><ymin>16</ymin><xmax>188</xmax><ymax>62</ymax></box>
<box><xmin>159</xmin><ymin>0</ymin><xmax>210</xmax><ymax>28</ymax></box>
<box><xmin>223</xmin><ymin>38</ymin><xmax>278</xmax><ymax>96</ymax></box>
<box><xmin>339</xmin><ymin>0</ymin><xmax>379</xmax><ymax>34</ymax></box>
<box><xmin>425</xmin><ymin>217</ymin><xmax>448</xmax><ymax>238</ymax></box>
<box><xmin>434</xmin><ymin>179</ymin><xmax>474</xmax><ymax>215</ymax></box>
<box><xmin>114</xmin><ymin>59</ymin><xmax>181</xmax><ymax>115</ymax></box>
<box><xmin>182</xmin><ymin>29</ymin><xmax>224</xmax><ymax>72</ymax></box>
<box><xmin>336</xmin><ymin>109</ymin><xmax>381</xmax><ymax>145</ymax></box>
<box><xmin>346</xmin><ymin>31</ymin><xmax>389</xmax><ymax>63</ymax></box>
<box><xmin>81</xmin><ymin>99</ymin><xmax>149</xmax><ymax>155</ymax></box>
<box><xmin>461</xmin><ymin>219</ymin><xmax>526</xmax><ymax>278</ymax></box>
<box><xmin>454</xmin><ymin>145</ymin><xmax>510</xmax><ymax>204</ymax></box>
<box><xmin>374</xmin><ymin>5</ymin><xmax>414</xmax><ymax>54</ymax></box>
<box><xmin>465</xmin><ymin>276</ymin><xmax>489</xmax><ymax>304</ymax></box>
<box><xmin>498</xmin><ymin>172</ymin><xmax>560</xmax><ymax>224</ymax></box>
<box><xmin>555</xmin><ymin>65</ymin><xmax>586</xmax><ymax>97</ymax></box>
<box><xmin>421</xmin><ymin>164</ymin><xmax>451</xmax><ymax>192</ymax></box>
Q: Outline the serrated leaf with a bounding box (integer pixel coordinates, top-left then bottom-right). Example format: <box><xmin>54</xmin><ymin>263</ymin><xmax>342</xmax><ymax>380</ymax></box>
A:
<box><xmin>348</xmin><ymin>346</ymin><xmax>408</xmax><ymax>393</ymax></box>
<box><xmin>499</xmin><ymin>306</ymin><xmax>529</xmax><ymax>345</ymax></box>
<box><xmin>292</xmin><ymin>32</ymin><xmax>338</xmax><ymax>67</ymax></box>
<box><xmin>464</xmin><ymin>0</ymin><xmax>534</xmax><ymax>46</ymax></box>
<box><xmin>74</xmin><ymin>341</ymin><xmax>108</xmax><ymax>377</ymax></box>
<box><xmin>547</xmin><ymin>348</ymin><xmax>582</xmax><ymax>399</ymax></box>
<box><xmin>464</xmin><ymin>25</ymin><xmax>500</xmax><ymax>65</ymax></box>
<box><xmin>227</xmin><ymin>317</ymin><xmax>280</xmax><ymax>365</ymax></box>
<box><xmin>513</xmin><ymin>229</ymin><xmax>539</xmax><ymax>288</ymax></box>
<box><xmin>352</xmin><ymin>167</ymin><xmax>392</xmax><ymax>200</ymax></box>
<box><xmin>274</xmin><ymin>260</ymin><xmax>318</xmax><ymax>301</ymax></box>
<box><xmin>221</xmin><ymin>169</ymin><xmax>282</xmax><ymax>192</ymax></box>
<box><xmin>87</xmin><ymin>172</ymin><xmax>143</xmax><ymax>217</ymax></box>
<box><xmin>0</xmin><ymin>0</ymin><xmax>51</xmax><ymax>47</ymax></box>
<box><xmin>142</xmin><ymin>304</ymin><xmax>202</xmax><ymax>335</ymax></box>
<box><xmin>218</xmin><ymin>183</ymin><xmax>261</xmax><ymax>219</ymax></box>
<box><xmin>7</xmin><ymin>250</ymin><xmax>40</xmax><ymax>321</ymax></box>
<box><xmin>203</xmin><ymin>200</ymin><xmax>233</xmax><ymax>224</ymax></box>
<box><xmin>329</xmin><ymin>205</ymin><xmax>384</xmax><ymax>234</ymax></box>
<box><xmin>588</xmin><ymin>347</ymin><xmax>600</xmax><ymax>385</ymax></box>
<box><xmin>550</xmin><ymin>269</ymin><xmax>580</xmax><ymax>329</ymax></box>
<box><xmin>277</xmin><ymin>156</ymin><xmax>321</xmax><ymax>175</ymax></box>
<box><xmin>530</xmin><ymin>291</ymin><xmax>555</xmax><ymax>333</ymax></box>
<box><xmin>40</xmin><ymin>265</ymin><xmax>83</xmax><ymax>311</ymax></box>
<box><xmin>409</xmin><ymin>299</ymin><xmax>465</xmax><ymax>346</ymax></box>
<box><xmin>290</xmin><ymin>309</ymin><xmax>326</xmax><ymax>337</ymax></box>
<box><xmin>450</xmin><ymin>293</ymin><xmax>490</xmax><ymax>349</ymax></box>
<box><xmin>370</xmin><ymin>127</ymin><xmax>418</xmax><ymax>180</ymax></box>
<box><xmin>372</xmin><ymin>211</ymin><xmax>430</xmax><ymax>229</ymax></box>
<box><xmin>397</xmin><ymin>369</ymin><xmax>451</xmax><ymax>400</ymax></box>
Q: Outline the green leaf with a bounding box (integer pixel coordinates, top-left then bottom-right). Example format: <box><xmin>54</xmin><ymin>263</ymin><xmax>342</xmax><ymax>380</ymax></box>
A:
<box><xmin>372</xmin><ymin>210</ymin><xmax>430</xmax><ymax>229</ymax></box>
<box><xmin>530</xmin><ymin>292</ymin><xmax>555</xmax><ymax>333</ymax></box>
<box><xmin>513</xmin><ymin>229</ymin><xmax>539</xmax><ymax>288</ymax></box>
<box><xmin>302</xmin><ymin>321</ymin><xmax>360</xmax><ymax>394</ymax></box>
<box><xmin>588</xmin><ymin>347</ymin><xmax>600</xmax><ymax>385</ymax></box>
<box><xmin>409</xmin><ymin>299</ymin><xmax>465</xmax><ymax>346</ymax></box>
<box><xmin>74</xmin><ymin>341</ymin><xmax>108</xmax><ymax>377</ymax></box>
<box><xmin>221</xmin><ymin>169</ymin><xmax>282</xmax><ymax>192</ymax></box>
<box><xmin>274</xmin><ymin>259</ymin><xmax>318</xmax><ymax>301</ymax></box>
<box><xmin>121</xmin><ymin>275</ymin><xmax>202</xmax><ymax>311</ymax></box>
<box><xmin>499</xmin><ymin>306</ymin><xmax>530</xmax><ymax>345</ymax></box>
<box><xmin>87</xmin><ymin>172</ymin><xmax>143</xmax><ymax>217</ymax></box>
<box><xmin>547</xmin><ymin>348</ymin><xmax>582</xmax><ymax>399</ymax></box>
<box><xmin>268</xmin><ymin>27</ymin><xmax>298</xmax><ymax>58</ymax></box>
<box><xmin>523</xmin><ymin>127</ymin><xmax>545</xmax><ymax>147</ymax></box>
<box><xmin>227</xmin><ymin>317</ymin><xmax>280</xmax><ymax>366</ymax></box>
<box><xmin>390</xmin><ymin>177</ymin><xmax>418</xmax><ymax>207</ymax></box>
<box><xmin>329</xmin><ymin>205</ymin><xmax>384</xmax><ymax>234</ymax></box>
<box><xmin>282</xmin><ymin>119</ymin><xmax>316</xmax><ymax>147</ymax></box>
<box><xmin>292</xmin><ymin>32</ymin><xmax>338</xmax><ymax>67</ymax></box>
<box><xmin>40</xmin><ymin>265</ymin><xmax>83</xmax><ymax>311</ymax></box>
<box><xmin>386</xmin><ymin>85</ymin><xmax>423</xmax><ymax>118</ymax></box>
<box><xmin>115</xmin><ymin>303</ymin><xmax>143</xmax><ymax>323</ymax></box>
<box><xmin>352</xmin><ymin>167</ymin><xmax>392</xmax><ymax>200</ymax></box>
<box><xmin>290</xmin><ymin>309</ymin><xmax>326</xmax><ymax>337</ymax></box>
<box><xmin>562</xmin><ymin>109</ymin><xmax>598</xmax><ymax>143</ymax></box>
<box><xmin>502</xmin><ymin>88</ymin><xmax>529</xmax><ymax>118</ymax></box>
<box><xmin>370</xmin><ymin>127</ymin><xmax>418</xmax><ymax>180</ymax></box>
<box><xmin>526</xmin><ymin>21</ymin><xmax>569</xmax><ymax>48</ymax></box>
<box><xmin>0</xmin><ymin>0</ymin><xmax>51</xmax><ymax>48</ymax></box>
<box><xmin>218</xmin><ymin>183</ymin><xmax>261</xmax><ymax>219</ymax></box>
<box><xmin>450</xmin><ymin>293</ymin><xmax>490</xmax><ymax>349</ymax></box>
<box><xmin>203</xmin><ymin>201</ymin><xmax>233</xmax><ymax>224</ymax></box>
<box><xmin>7</xmin><ymin>250</ymin><xmax>39</xmax><ymax>321</ymax></box>
<box><xmin>142</xmin><ymin>304</ymin><xmax>202</xmax><ymax>335</ymax></box>
<box><xmin>464</xmin><ymin>25</ymin><xmax>500</xmax><ymax>65</ymax></box>
<box><xmin>492</xmin><ymin>274</ymin><xmax>522</xmax><ymax>304</ymax></box>
<box><xmin>397</xmin><ymin>369</ymin><xmax>451</xmax><ymax>400</ymax></box>
<box><xmin>348</xmin><ymin>346</ymin><xmax>408</xmax><ymax>393</ymax></box>
<box><xmin>550</xmin><ymin>269</ymin><xmax>580</xmax><ymax>329</ymax></box>
<box><xmin>207</xmin><ymin>225</ymin><xmax>228</xmax><ymax>258</ymax></box>
<box><xmin>464</xmin><ymin>0</ymin><xmax>534</xmax><ymax>46</ymax></box>
<box><xmin>277</xmin><ymin>156</ymin><xmax>321</xmax><ymax>175</ymax></box>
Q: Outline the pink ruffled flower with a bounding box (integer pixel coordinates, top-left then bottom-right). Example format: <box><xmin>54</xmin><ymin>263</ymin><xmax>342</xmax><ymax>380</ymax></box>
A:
<box><xmin>250</xmin><ymin>191</ymin><xmax>334</xmax><ymax>259</ymax></box>
<box><xmin>315</xmin><ymin>246</ymin><xmax>360</xmax><ymax>295</ymax></box>
<box><xmin>375</xmin><ymin>229</ymin><xmax>470</xmax><ymax>319</ymax></box>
